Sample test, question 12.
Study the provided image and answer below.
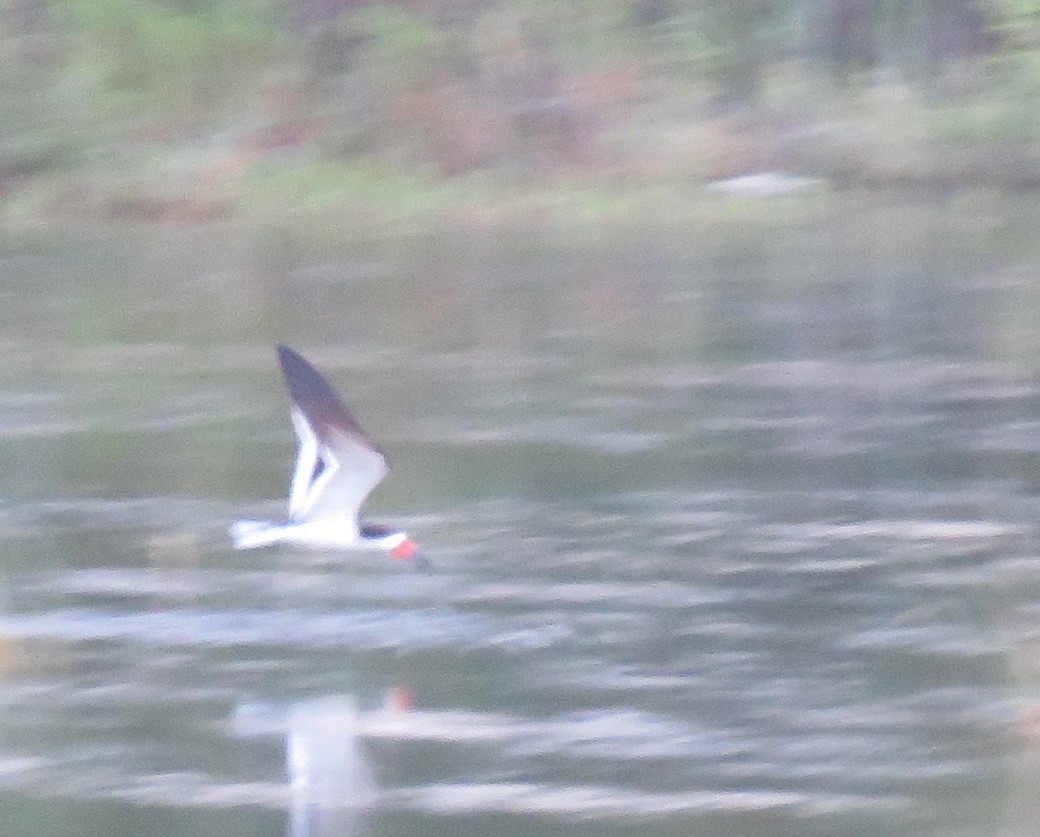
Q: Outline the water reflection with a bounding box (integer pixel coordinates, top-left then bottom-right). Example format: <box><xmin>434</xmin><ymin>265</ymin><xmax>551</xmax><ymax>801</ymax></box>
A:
<box><xmin>0</xmin><ymin>213</ymin><xmax>1037</xmax><ymax>837</ymax></box>
<box><xmin>231</xmin><ymin>696</ymin><xmax>376</xmax><ymax>837</ymax></box>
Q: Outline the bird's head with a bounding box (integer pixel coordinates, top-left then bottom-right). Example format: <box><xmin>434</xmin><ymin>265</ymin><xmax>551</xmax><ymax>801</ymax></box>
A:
<box><xmin>389</xmin><ymin>534</ymin><xmax>418</xmax><ymax>560</ymax></box>
<box><xmin>375</xmin><ymin>531</ymin><xmax>430</xmax><ymax>570</ymax></box>
<box><xmin>392</xmin><ymin>535</ymin><xmax>431</xmax><ymax>571</ymax></box>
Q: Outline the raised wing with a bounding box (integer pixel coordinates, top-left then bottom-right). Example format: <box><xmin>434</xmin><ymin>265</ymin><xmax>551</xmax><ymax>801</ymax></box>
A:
<box><xmin>278</xmin><ymin>345</ymin><xmax>388</xmax><ymax>524</ymax></box>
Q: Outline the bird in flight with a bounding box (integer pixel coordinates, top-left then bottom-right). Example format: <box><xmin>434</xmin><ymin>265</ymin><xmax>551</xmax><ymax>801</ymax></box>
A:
<box><xmin>231</xmin><ymin>345</ymin><xmax>425</xmax><ymax>568</ymax></box>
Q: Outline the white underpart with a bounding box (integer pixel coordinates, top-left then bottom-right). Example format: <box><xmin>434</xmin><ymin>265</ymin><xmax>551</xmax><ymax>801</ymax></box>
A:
<box><xmin>231</xmin><ymin>400</ymin><xmax>393</xmax><ymax>550</ymax></box>
<box><xmin>300</xmin><ymin>428</ymin><xmax>387</xmax><ymax>527</ymax></box>
<box><xmin>230</xmin><ymin>520</ymin><xmax>407</xmax><ymax>552</ymax></box>
<box><xmin>288</xmin><ymin>407</ymin><xmax>320</xmax><ymax>521</ymax></box>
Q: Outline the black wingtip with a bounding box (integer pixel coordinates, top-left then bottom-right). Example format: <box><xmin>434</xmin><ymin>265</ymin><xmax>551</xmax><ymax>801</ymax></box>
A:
<box><xmin>276</xmin><ymin>344</ymin><xmax>302</xmax><ymax>387</ymax></box>
<box><xmin>274</xmin><ymin>344</ymin><xmax>385</xmax><ymax>455</ymax></box>
<box><xmin>276</xmin><ymin>344</ymin><xmax>343</xmax><ymax>412</ymax></box>
<box><xmin>276</xmin><ymin>344</ymin><xmax>304</xmax><ymax>374</ymax></box>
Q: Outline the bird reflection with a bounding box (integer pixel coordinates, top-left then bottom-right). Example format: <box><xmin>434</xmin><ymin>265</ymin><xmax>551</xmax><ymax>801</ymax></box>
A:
<box><xmin>231</xmin><ymin>695</ymin><xmax>377</xmax><ymax>837</ymax></box>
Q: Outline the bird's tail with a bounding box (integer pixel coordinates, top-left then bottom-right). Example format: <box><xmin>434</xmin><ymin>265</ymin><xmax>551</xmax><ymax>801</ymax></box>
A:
<box><xmin>230</xmin><ymin>519</ymin><xmax>283</xmax><ymax>550</ymax></box>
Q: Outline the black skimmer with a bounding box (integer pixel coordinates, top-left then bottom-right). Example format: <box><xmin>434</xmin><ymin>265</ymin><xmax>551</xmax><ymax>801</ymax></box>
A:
<box><xmin>231</xmin><ymin>345</ymin><xmax>425</xmax><ymax>567</ymax></box>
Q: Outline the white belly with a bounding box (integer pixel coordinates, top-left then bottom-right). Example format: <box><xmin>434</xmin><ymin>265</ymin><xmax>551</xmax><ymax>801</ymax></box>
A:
<box><xmin>230</xmin><ymin>518</ymin><xmax>361</xmax><ymax>550</ymax></box>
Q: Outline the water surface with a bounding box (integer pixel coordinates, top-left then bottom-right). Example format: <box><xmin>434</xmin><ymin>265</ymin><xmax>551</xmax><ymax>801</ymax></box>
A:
<box><xmin>0</xmin><ymin>201</ymin><xmax>1039</xmax><ymax>836</ymax></box>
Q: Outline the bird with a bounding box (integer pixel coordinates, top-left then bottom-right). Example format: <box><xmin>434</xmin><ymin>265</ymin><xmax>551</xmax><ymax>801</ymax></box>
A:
<box><xmin>230</xmin><ymin>345</ymin><xmax>426</xmax><ymax>567</ymax></box>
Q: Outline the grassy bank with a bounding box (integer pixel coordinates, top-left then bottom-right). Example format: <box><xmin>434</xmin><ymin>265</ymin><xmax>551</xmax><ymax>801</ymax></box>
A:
<box><xmin>2</xmin><ymin>1</ymin><xmax>1040</xmax><ymax>235</ymax></box>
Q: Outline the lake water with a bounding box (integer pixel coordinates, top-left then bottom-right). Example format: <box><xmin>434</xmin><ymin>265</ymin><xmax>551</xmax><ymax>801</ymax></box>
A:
<box><xmin>2</xmin><ymin>194</ymin><xmax>1040</xmax><ymax>837</ymax></box>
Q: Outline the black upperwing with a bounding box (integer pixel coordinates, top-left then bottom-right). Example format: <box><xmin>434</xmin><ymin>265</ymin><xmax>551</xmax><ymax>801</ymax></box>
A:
<box><xmin>276</xmin><ymin>344</ymin><xmax>386</xmax><ymax>458</ymax></box>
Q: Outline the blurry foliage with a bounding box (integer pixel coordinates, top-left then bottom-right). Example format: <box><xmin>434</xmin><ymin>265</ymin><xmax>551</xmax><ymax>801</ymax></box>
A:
<box><xmin>56</xmin><ymin>0</ymin><xmax>277</xmax><ymax>122</ymax></box>
<box><xmin>353</xmin><ymin>5</ymin><xmax>449</xmax><ymax>92</ymax></box>
<box><xmin>3</xmin><ymin>0</ymin><xmax>1040</xmax><ymax>222</ymax></box>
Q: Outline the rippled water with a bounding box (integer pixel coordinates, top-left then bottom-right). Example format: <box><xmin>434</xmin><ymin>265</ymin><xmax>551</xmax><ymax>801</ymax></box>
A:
<box><xmin>2</xmin><ymin>203</ymin><xmax>1040</xmax><ymax>836</ymax></box>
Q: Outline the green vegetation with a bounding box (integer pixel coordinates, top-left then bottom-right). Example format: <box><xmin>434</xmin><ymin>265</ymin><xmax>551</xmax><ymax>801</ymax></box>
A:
<box><xmin>0</xmin><ymin>0</ymin><xmax>1039</xmax><ymax>229</ymax></box>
